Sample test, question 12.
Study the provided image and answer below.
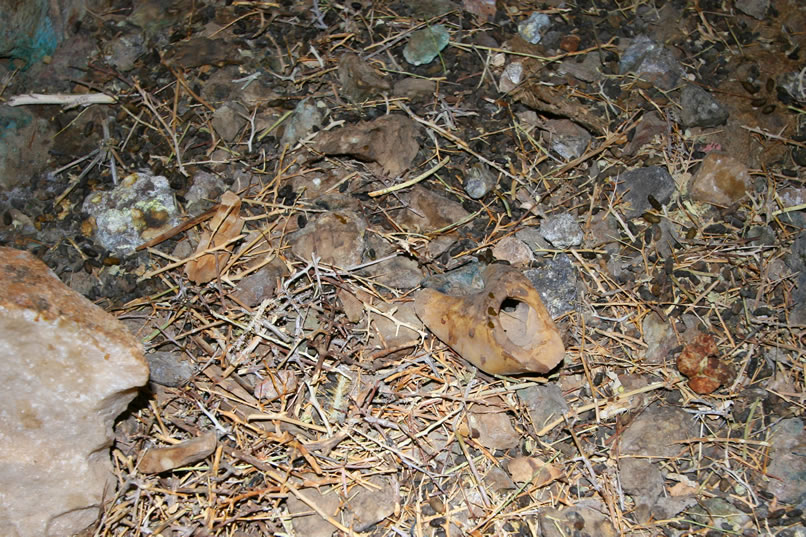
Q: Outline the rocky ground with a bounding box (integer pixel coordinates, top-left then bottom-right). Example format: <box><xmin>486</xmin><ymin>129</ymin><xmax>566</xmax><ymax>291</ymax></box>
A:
<box><xmin>1</xmin><ymin>0</ymin><xmax>805</xmax><ymax>536</ymax></box>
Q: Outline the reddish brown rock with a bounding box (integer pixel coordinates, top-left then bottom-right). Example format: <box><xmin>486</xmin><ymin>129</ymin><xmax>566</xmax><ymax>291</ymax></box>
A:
<box><xmin>492</xmin><ymin>236</ymin><xmax>534</xmax><ymax>266</ymax></box>
<box><xmin>676</xmin><ymin>333</ymin><xmax>734</xmax><ymax>394</ymax></box>
<box><xmin>468</xmin><ymin>405</ymin><xmax>519</xmax><ymax>450</ymax></box>
<box><xmin>314</xmin><ymin>115</ymin><xmax>419</xmax><ymax>177</ymax></box>
<box><xmin>338</xmin><ymin>53</ymin><xmax>391</xmax><ymax>102</ymax></box>
<box><xmin>508</xmin><ymin>456</ymin><xmax>563</xmax><ymax>486</ymax></box>
<box><xmin>0</xmin><ymin>248</ymin><xmax>149</xmax><ymax>537</ymax></box>
<box><xmin>290</xmin><ymin>210</ymin><xmax>367</xmax><ymax>268</ymax></box>
<box><xmin>398</xmin><ymin>185</ymin><xmax>470</xmax><ymax>234</ymax></box>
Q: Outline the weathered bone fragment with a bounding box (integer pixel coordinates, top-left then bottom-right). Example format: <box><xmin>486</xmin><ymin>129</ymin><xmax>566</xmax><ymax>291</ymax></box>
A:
<box><xmin>415</xmin><ymin>264</ymin><xmax>565</xmax><ymax>375</ymax></box>
<box><xmin>139</xmin><ymin>432</ymin><xmax>218</xmax><ymax>474</ymax></box>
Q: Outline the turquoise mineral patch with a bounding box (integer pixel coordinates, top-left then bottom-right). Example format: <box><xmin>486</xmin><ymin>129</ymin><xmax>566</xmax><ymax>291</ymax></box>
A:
<box><xmin>403</xmin><ymin>25</ymin><xmax>450</xmax><ymax>66</ymax></box>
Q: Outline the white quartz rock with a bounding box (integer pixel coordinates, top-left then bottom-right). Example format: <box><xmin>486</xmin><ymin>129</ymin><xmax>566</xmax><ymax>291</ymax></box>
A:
<box><xmin>0</xmin><ymin>247</ymin><xmax>149</xmax><ymax>537</ymax></box>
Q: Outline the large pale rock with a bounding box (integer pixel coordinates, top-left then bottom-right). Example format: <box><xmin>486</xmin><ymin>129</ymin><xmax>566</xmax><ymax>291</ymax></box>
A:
<box><xmin>0</xmin><ymin>248</ymin><xmax>149</xmax><ymax>537</ymax></box>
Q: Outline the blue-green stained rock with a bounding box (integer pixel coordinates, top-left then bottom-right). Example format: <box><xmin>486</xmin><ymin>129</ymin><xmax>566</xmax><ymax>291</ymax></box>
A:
<box><xmin>0</xmin><ymin>0</ymin><xmax>84</xmax><ymax>66</ymax></box>
<box><xmin>420</xmin><ymin>262</ymin><xmax>486</xmax><ymax>296</ymax></box>
<box><xmin>403</xmin><ymin>25</ymin><xmax>450</xmax><ymax>66</ymax></box>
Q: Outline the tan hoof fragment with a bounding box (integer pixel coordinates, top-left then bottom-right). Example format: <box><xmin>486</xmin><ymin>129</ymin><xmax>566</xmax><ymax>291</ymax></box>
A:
<box><xmin>415</xmin><ymin>264</ymin><xmax>565</xmax><ymax>375</ymax></box>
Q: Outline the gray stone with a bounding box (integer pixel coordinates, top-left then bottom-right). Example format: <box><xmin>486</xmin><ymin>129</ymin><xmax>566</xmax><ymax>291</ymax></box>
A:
<box><xmin>616</xmin><ymin>166</ymin><xmax>676</xmax><ymax>218</ymax></box>
<box><xmin>620</xmin><ymin>405</ymin><xmax>695</xmax><ymax>457</ymax></box>
<box><xmin>618</xmin><ymin>35</ymin><xmax>682</xmax><ymax>90</ymax></box>
<box><xmin>777</xmin><ymin>187</ymin><xmax>806</xmax><ymax>228</ymax></box>
<box><xmin>543</xmin><ymin>119</ymin><xmax>591</xmax><ymax>160</ymax></box>
<box><xmin>0</xmin><ymin>247</ymin><xmax>148</xmax><ymax>537</ymax></box>
<box><xmin>185</xmin><ymin>171</ymin><xmax>227</xmax><ymax>213</ymax></box>
<box><xmin>232</xmin><ymin>259</ymin><xmax>288</xmax><ymax>308</ymax></box>
<box><xmin>746</xmin><ymin>225</ymin><xmax>776</xmax><ymax>246</ymax></box>
<box><xmin>499</xmin><ymin>62</ymin><xmax>524</xmax><ymax>93</ymax></box>
<box><xmin>777</xmin><ymin>70</ymin><xmax>806</xmax><ymax>104</ymax></box>
<box><xmin>484</xmin><ymin>466</ymin><xmax>516</xmax><ymax>491</ymax></box>
<box><xmin>525</xmin><ymin>254</ymin><xmax>577</xmax><ymax>318</ymax></box>
<box><xmin>679</xmin><ymin>84</ymin><xmax>729</xmax><ymax>128</ymax></box>
<box><xmin>792</xmin><ymin>272</ymin><xmax>806</xmax><ymax>325</ymax></box>
<box><xmin>212</xmin><ymin>103</ymin><xmax>247</xmax><ymax>142</ymax></box>
<box><xmin>0</xmin><ymin>107</ymin><xmax>54</xmax><ymax>190</ymax></box>
<box><xmin>65</xmin><ymin>269</ymin><xmax>96</xmax><ymax>297</ymax></box>
<box><xmin>688</xmin><ymin>498</ymin><xmax>750</xmax><ymax>532</ymax></box>
<box><xmin>651</xmin><ymin>495</ymin><xmax>697</xmax><ymax>521</ymax></box>
<box><xmin>517</xmin><ymin>384</ymin><xmax>568</xmax><ymax>433</ymax></box>
<box><xmin>766</xmin><ymin>418</ymin><xmax>806</xmax><ymax>504</ymax></box>
<box><xmin>539</xmin><ymin>213</ymin><xmax>583</xmax><ymax>249</ymax></box>
<box><xmin>619</xmin><ymin>458</ymin><xmax>664</xmax><ymax>520</ymax></box>
<box><xmin>102</xmin><ymin>29</ymin><xmax>146</xmax><ymax>72</ymax></box>
<box><xmin>146</xmin><ymin>351</ymin><xmax>195</xmax><ymax>387</ymax></box>
<box><xmin>518</xmin><ymin>12</ymin><xmax>551</xmax><ymax>45</ymax></box>
<box><xmin>735</xmin><ymin>0</ymin><xmax>769</xmax><ymax>19</ymax></box>
<box><xmin>281</xmin><ymin>99</ymin><xmax>323</xmax><ymax>147</ymax></box>
<box><xmin>464</xmin><ymin>163</ymin><xmax>496</xmax><ymax>199</ymax></box>
<box><xmin>642</xmin><ymin>312</ymin><xmax>676</xmax><ymax>365</ymax></box>
<box><xmin>787</xmin><ymin>231</ymin><xmax>806</xmax><ymax>272</ymax></box>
